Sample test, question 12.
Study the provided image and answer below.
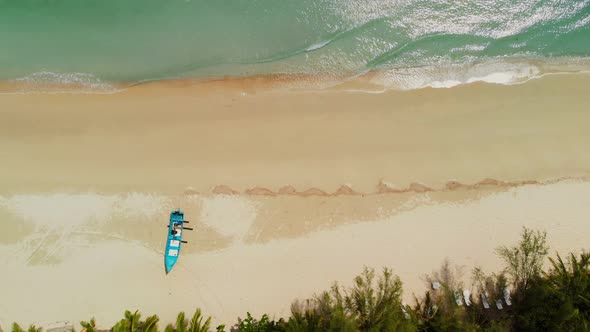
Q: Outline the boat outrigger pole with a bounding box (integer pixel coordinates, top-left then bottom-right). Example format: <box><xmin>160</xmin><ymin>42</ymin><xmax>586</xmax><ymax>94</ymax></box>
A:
<box><xmin>167</xmin><ymin>225</ymin><xmax>193</xmax><ymax>230</ymax></box>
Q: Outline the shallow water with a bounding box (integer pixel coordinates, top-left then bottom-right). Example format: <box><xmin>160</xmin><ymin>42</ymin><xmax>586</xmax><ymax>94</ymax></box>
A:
<box><xmin>1</xmin><ymin>0</ymin><xmax>590</xmax><ymax>91</ymax></box>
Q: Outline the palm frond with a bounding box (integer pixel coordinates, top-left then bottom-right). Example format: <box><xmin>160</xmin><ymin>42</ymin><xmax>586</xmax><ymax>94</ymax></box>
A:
<box><xmin>139</xmin><ymin>315</ymin><xmax>159</xmax><ymax>332</ymax></box>
<box><xmin>175</xmin><ymin>312</ymin><xmax>187</xmax><ymax>332</ymax></box>
<box><xmin>11</xmin><ymin>323</ymin><xmax>24</xmax><ymax>332</ymax></box>
<box><xmin>188</xmin><ymin>309</ymin><xmax>211</xmax><ymax>332</ymax></box>
<box><xmin>80</xmin><ymin>318</ymin><xmax>97</xmax><ymax>332</ymax></box>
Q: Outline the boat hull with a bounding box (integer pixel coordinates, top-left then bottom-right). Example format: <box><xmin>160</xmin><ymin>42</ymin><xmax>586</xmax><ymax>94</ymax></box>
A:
<box><xmin>164</xmin><ymin>209</ymin><xmax>185</xmax><ymax>274</ymax></box>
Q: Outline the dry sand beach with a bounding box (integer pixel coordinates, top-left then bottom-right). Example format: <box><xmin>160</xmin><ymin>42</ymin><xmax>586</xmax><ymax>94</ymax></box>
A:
<box><xmin>1</xmin><ymin>73</ymin><xmax>590</xmax><ymax>328</ymax></box>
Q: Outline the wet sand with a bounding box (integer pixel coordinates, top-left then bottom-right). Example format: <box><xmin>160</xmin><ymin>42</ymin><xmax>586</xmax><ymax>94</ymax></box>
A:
<box><xmin>2</xmin><ymin>72</ymin><xmax>590</xmax><ymax>194</ymax></box>
<box><xmin>1</xmin><ymin>73</ymin><xmax>590</xmax><ymax>328</ymax></box>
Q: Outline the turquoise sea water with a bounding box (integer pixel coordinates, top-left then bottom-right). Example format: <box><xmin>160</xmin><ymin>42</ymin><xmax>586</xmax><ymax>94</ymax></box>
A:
<box><xmin>1</xmin><ymin>0</ymin><xmax>589</xmax><ymax>91</ymax></box>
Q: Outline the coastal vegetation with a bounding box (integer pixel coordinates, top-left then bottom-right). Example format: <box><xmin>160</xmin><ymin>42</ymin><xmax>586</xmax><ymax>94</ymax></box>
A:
<box><xmin>9</xmin><ymin>228</ymin><xmax>590</xmax><ymax>332</ymax></box>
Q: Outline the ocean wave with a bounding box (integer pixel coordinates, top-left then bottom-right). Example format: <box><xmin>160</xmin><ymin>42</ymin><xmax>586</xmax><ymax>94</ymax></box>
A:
<box><xmin>5</xmin><ymin>72</ymin><xmax>120</xmax><ymax>94</ymax></box>
<box><xmin>372</xmin><ymin>61</ymin><xmax>540</xmax><ymax>90</ymax></box>
<box><xmin>450</xmin><ymin>44</ymin><xmax>489</xmax><ymax>53</ymax></box>
<box><xmin>363</xmin><ymin>57</ymin><xmax>590</xmax><ymax>90</ymax></box>
<box><xmin>330</xmin><ymin>0</ymin><xmax>590</xmax><ymax>39</ymax></box>
<box><xmin>255</xmin><ymin>0</ymin><xmax>590</xmax><ymax>79</ymax></box>
<box><xmin>305</xmin><ymin>40</ymin><xmax>332</xmax><ymax>52</ymax></box>
<box><xmin>570</xmin><ymin>12</ymin><xmax>590</xmax><ymax>29</ymax></box>
<box><xmin>1</xmin><ymin>0</ymin><xmax>589</xmax><ymax>92</ymax></box>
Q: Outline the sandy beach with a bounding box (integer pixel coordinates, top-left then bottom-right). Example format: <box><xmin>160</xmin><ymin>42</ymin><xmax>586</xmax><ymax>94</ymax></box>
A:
<box><xmin>1</xmin><ymin>73</ymin><xmax>590</xmax><ymax>328</ymax></box>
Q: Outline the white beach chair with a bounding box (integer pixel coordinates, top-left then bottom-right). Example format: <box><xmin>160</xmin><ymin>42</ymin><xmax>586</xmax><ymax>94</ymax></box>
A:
<box><xmin>463</xmin><ymin>290</ymin><xmax>472</xmax><ymax>306</ymax></box>
<box><xmin>495</xmin><ymin>299</ymin><xmax>503</xmax><ymax>310</ymax></box>
<box><xmin>504</xmin><ymin>288</ymin><xmax>512</xmax><ymax>306</ymax></box>
<box><xmin>481</xmin><ymin>292</ymin><xmax>491</xmax><ymax>309</ymax></box>
<box><xmin>454</xmin><ymin>290</ymin><xmax>463</xmax><ymax>306</ymax></box>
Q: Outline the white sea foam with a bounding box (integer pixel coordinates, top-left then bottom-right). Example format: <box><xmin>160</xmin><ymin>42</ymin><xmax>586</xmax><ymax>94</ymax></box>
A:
<box><xmin>8</xmin><ymin>71</ymin><xmax>119</xmax><ymax>94</ymax></box>
<box><xmin>305</xmin><ymin>40</ymin><xmax>332</xmax><ymax>52</ymax></box>
<box><xmin>570</xmin><ymin>13</ymin><xmax>590</xmax><ymax>30</ymax></box>
<box><xmin>368</xmin><ymin>60</ymin><xmax>543</xmax><ymax>90</ymax></box>
<box><xmin>450</xmin><ymin>44</ymin><xmax>488</xmax><ymax>53</ymax></box>
<box><xmin>510</xmin><ymin>42</ymin><xmax>527</xmax><ymax>49</ymax></box>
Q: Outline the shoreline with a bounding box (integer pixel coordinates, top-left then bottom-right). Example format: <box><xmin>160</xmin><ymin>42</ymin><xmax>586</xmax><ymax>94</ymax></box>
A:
<box><xmin>2</xmin><ymin>55</ymin><xmax>590</xmax><ymax>95</ymax></box>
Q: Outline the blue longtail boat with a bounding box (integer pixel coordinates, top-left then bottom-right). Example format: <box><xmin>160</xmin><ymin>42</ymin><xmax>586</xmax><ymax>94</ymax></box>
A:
<box><xmin>164</xmin><ymin>209</ymin><xmax>192</xmax><ymax>274</ymax></box>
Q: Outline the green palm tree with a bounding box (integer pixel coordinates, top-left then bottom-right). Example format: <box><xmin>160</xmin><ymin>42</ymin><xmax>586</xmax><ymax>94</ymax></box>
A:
<box><xmin>547</xmin><ymin>251</ymin><xmax>590</xmax><ymax>330</ymax></box>
<box><xmin>126</xmin><ymin>310</ymin><xmax>142</xmax><ymax>332</ymax></box>
<box><xmin>188</xmin><ymin>309</ymin><xmax>211</xmax><ymax>332</ymax></box>
<box><xmin>11</xmin><ymin>324</ymin><xmax>41</xmax><ymax>332</ymax></box>
<box><xmin>175</xmin><ymin>312</ymin><xmax>188</xmax><ymax>332</ymax></box>
<box><xmin>138</xmin><ymin>315</ymin><xmax>159</xmax><ymax>332</ymax></box>
<box><xmin>112</xmin><ymin>310</ymin><xmax>141</xmax><ymax>332</ymax></box>
<box><xmin>11</xmin><ymin>323</ymin><xmax>24</xmax><ymax>332</ymax></box>
<box><xmin>166</xmin><ymin>310</ymin><xmax>211</xmax><ymax>332</ymax></box>
<box><xmin>80</xmin><ymin>318</ymin><xmax>97</xmax><ymax>332</ymax></box>
<box><xmin>111</xmin><ymin>319</ymin><xmax>126</xmax><ymax>332</ymax></box>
